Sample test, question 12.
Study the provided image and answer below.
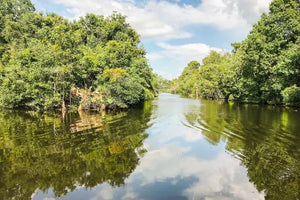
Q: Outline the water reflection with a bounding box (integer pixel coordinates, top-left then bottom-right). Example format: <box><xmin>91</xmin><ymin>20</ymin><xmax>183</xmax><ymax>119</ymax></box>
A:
<box><xmin>0</xmin><ymin>102</ymin><xmax>153</xmax><ymax>200</ymax></box>
<box><xmin>125</xmin><ymin>94</ymin><xmax>264</xmax><ymax>200</ymax></box>
<box><xmin>184</xmin><ymin>100</ymin><xmax>300</xmax><ymax>200</ymax></box>
<box><xmin>0</xmin><ymin>94</ymin><xmax>299</xmax><ymax>200</ymax></box>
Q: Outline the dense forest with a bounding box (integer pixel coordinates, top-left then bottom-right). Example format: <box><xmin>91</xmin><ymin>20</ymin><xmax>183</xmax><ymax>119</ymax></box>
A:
<box><xmin>171</xmin><ymin>0</ymin><xmax>300</xmax><ymax>107</ymax></box>
<box><xmin>0</xmin><ymin>0</ymin><xmax>158</xmax><ymax>111</ymax></box>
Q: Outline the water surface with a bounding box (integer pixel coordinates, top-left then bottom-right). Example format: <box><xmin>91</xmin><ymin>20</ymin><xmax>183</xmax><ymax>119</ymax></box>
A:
<box><xmin>0</xmin><ymin>94</ymin><xmax>299</xmax><ymax>200</ymax></box>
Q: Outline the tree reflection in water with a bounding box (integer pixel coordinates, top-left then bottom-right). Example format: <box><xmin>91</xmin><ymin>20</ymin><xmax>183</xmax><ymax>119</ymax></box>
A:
<box><xmin>184</xmin><ymin>101</ymin><xmax>300</xmax><ymax>200</ymax></box>
<box><xmin>0</xmin><ymin>102</ymin><xmax>153</xmax><ymax>200</ymax></box>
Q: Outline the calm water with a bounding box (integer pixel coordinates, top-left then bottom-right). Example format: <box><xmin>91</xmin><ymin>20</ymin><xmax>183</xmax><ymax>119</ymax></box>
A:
<box><xmin>0</xmin><ymin>93</ymin><xmax>299</xmax><ymax>200</ymax></box>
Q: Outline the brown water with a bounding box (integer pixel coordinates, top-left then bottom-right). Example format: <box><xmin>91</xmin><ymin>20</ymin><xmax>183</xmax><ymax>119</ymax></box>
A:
<box><xmin>0</xmin><ymin>93</ymin><xmax>299</xmax><ymax>200</ymax></box>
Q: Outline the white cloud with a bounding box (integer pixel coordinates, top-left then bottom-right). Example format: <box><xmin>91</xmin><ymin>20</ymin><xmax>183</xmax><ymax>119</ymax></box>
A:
<box><xmin>122</xmin><ymin>96</ymin><xmax>264</xmax><ymax>199</ymax></box>
<box><xmin>144</xmin><ymin>93</ymin><xmax>204</xmax><ymax>145</ymax></box>
<box><xmin>157</xmin><ymin>42</ymin><xmax>223</xmax><ymax>60</ymax></box>
<box><xmin>150</xmin><ymin>42</ymin><xmax>224</xmax><ymax>78</ymax></box>
<box><xmin>53</xmin><ymin>0</ymin><xmax>272</xmax><ymax>40</ymax></box>
<box><xmin>91</xmin><ymin>186</ymin><xmax>113</xmax><ymax>200</ymax></box>
<box><xmin>50</xmin><ymin>0</ymin><xmax>272</xmax><ymax>78</ymax></box>
<box><xmin>122</xmin><ymin>192</ymin><xmax>138</xmax><ymax>200</ymax></box>
<box><xmin>88</xmin><ymin>142</ymin><xmax>264</xmax><ymax>200</ymax></box>
<box><xmin>145</xmin><ymin>52</ymin><xmax>162</xmax><ymax>62</ymax></box>
<box><xmin>130</xmin><ymin>143</ymin><xmax>265</xmax><ymax>200</ymax></box>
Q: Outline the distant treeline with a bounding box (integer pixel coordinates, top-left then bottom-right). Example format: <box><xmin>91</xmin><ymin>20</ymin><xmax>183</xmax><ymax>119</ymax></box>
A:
<box><xmin>169</xmin><ymin>0</ymin><xmax>300</xmax><ymax>107</ymax></box>
<box><xmin>0</xmin><ymin>0</ymin><xmax>158</xmax><ymax>111</ymax></box>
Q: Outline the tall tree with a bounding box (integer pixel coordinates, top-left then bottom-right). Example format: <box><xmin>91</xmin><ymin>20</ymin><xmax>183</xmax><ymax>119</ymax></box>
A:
<box><xmin>234</xmin><ymin>0</ymin><xmax>300</xmax><ymax>103</ymax></box>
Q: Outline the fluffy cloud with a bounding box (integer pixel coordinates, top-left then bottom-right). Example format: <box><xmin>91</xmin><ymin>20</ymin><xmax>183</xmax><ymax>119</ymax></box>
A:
<box><xmin>157</xmin><ymin>42</ymin><xmax>223</xmax><ymax>60</ymax></box>
<box><xmin>145</xmin><ymin>52</ymin><xmax>162</xmax><ymax>62</ymax></box>
<box><xmin>145</xmin><ymin>93</ymin><xmax>204</xmax><ymax>144</ymax></box>
<box><xmin>91</xmin><ymin>187</ymin><xmax>113</xmax><ymax>200</ymax></box>
<box><xmin>84</xmin><ymin>142</ymin><xmax>264</xmax><ymax>200</ymax></box>
<box><xmin>53</xmin><ymin>0</ymin><xmax>272</xmax><ymax>40</ymax></box>
<box><xmin>148</xmin><ymin>42</ymin><xmax>224</xmax><ymax>78</ymax></box>
<box><xmin>48</xmin><ymin>0</ymin><xmax>272</xmax><ymax>78</ymax></box>
<box><xmin>130</xmin><ymin>143</ymin><xmax>265</xmax><ymax>200</ymax></box>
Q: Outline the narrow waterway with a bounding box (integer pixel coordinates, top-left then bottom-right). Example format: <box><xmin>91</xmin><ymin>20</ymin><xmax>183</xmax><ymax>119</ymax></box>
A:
<box><xmin>0</xmin><ymin>93</ymin><xmax>299</xmax><ymax>200</ymax></box>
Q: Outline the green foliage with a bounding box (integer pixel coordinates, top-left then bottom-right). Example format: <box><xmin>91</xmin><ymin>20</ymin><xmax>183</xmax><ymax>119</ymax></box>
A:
<box><xmin>0</xmin><ymin>103</ymin><xmax>152</xmax><ymax>199</ymax></box>
<box><xmin>199</xmin><ymin>51</ymin><xmax>233</xmax><ymax>100</ymax></box>
<box><xmin>175</xmin><ymin>51</ymin><xmax>234</xmax><ymax>100</ymax></box>
<box><xmin>173</xmin><ymin>0</ymin><xmax>300</xmax><ymax>106</ymax></box>
<box><xmin>184</xmin><ymin>100</ymin><xmax>300</xmax><ymax>200</ymax></box>
<box><xmin>177</xmin><ymin>61</ymin><xmax>201</xmax><ymax>98</ymax></box>
<box><xmin>152</xmin><ymin>74</ymin><xmax>177</xmax><ymax>95</ymax></box>
<box><xmin>281</xmin><ymin>85</ymin><xmax>300</xmax><ymax>106</ymax></box>
<box><xmin>106</xmin><ymin>77</ymin><xmax>144</xmax><ymax>108</ymax></box>
<box><xmin>232</xmin><ymin>0</ymin><xmax>300</xmax><ymax>103</ymax></box>
<box><xmin>103</xmin><ymin>68</ymin><xmax>128</xmax><ymax>82</ymax></box>
<box><xmin>0</xmin><ymin>0</ymin><xmax>35</xmax><ymax>21</ymax></box>
<box><xmin>0</xmin><ymin>0</ymin><xmax>156</xmax><ymax>110</ymax></box>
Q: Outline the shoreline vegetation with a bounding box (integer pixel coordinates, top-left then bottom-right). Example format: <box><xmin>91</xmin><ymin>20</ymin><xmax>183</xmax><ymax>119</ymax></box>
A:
<box><xmin>0</xmin><ymin>0</ymin><xmax>159</xmax><ymax>112</ymax></box>
<box><xmin>163</xmin><ymin>0</ymin><xmax>300</xmax><ymax>107</ymax></box>
<box><xmin>0</xmin><ymin>0</ymin><xmax>299</xmax><ymax>112</ymax></box>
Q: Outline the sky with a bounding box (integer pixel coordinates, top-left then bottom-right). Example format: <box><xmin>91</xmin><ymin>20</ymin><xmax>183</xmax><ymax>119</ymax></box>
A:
<box><xmin>31</xmin><ymin>0</ymin><xmax>272</xmax><ymax>79</ymax></box>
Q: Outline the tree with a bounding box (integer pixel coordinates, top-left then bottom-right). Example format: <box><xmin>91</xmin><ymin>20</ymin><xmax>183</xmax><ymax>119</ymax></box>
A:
<box><xmin>0</xmin><ymin>0</ymin><xmax>35</xmax><ymax>20</ymax></box>
<box><xmin>233</xmin><ymin>0</ymin><xmax>300</xmax><ymax>104</ymax></box>
<box><xmin>172</xmin><ymin>0</ymin><xmax>300</xmax><ymax>107</ymax></box>
<box><xmin>175</xmin><ymin>51</ymin><xmax>234</xmax><ymax>100</ymax></box>
<box><xmin>177</xmin><ymin>61</ymin><xmax>201</xmax><ymax>98</ymax></box>
<box><xmin>0</xmin><ymin>0</ymin><xmax>156</xmax><ymax>110</ymax></box>
<box><xmin>198</xmin><ymin>51</ymin><xmax>233</xmax><ymax>100</ymax></box>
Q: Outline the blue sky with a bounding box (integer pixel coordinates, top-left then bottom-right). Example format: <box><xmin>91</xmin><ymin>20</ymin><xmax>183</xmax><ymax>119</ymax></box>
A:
<box><xmin>32</xmin><ymin>0</ymin><xmax>272</xmax><ymax>79</ymax></box>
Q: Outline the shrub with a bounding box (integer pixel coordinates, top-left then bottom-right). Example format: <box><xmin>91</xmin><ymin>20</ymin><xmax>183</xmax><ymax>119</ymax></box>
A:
<box><xmin>108</xmin><ymin>77</ymin><xmax>144</xmax><ymax>108</ymax></box>
<box><xmin>281</xmin><ymin>86</ymin><xmax>300</xmax><ymax>107</ymax></box>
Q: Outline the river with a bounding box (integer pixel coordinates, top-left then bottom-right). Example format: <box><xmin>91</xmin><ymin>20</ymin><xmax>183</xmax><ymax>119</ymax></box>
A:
<box><xmin>0</xmin><ymin>93</ymin><xmax>299</xmax><ymax>200</ymax></box>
